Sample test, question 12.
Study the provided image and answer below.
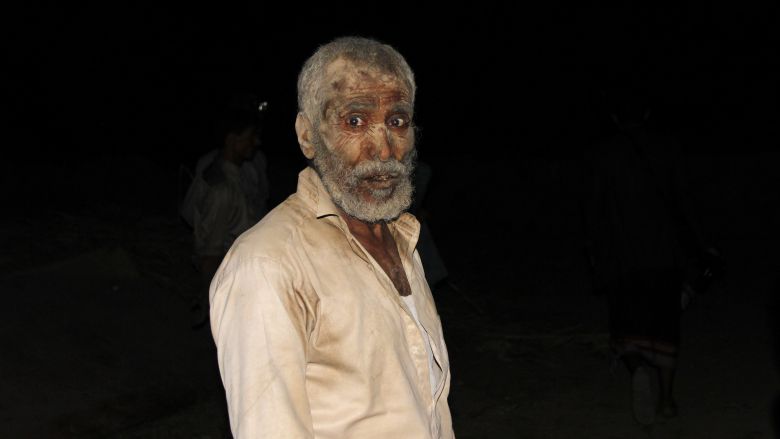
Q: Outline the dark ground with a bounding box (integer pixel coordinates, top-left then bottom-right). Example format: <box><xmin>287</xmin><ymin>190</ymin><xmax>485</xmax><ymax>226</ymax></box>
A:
<box><xmin>1</xmin><ymin>153</ymin><xmax>777</xmax><ymax>438</ymax></box>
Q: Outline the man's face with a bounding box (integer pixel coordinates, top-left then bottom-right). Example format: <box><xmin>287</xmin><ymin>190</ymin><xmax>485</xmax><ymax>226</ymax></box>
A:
<box><xmin>311</xmin><ymin>59</ymin><xmax>416</xmax><ymax>223</ymax></box>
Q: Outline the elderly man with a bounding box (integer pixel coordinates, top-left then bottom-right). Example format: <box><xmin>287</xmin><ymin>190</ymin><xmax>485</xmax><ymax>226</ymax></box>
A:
<box><xmin>209</xmin><ymin>37</ymin><xmax>454</xmax><ymax>438</ymax></box>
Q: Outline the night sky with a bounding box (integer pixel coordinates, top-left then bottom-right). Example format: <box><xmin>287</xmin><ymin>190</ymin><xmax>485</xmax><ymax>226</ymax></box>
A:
<box><xmin>6</xmin><ymin>3</ymin><xmax>778</xmax><ymax>165</ymax></box>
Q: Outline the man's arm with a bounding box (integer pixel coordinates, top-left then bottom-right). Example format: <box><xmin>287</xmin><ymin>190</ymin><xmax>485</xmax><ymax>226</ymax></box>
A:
<box><xmin>194</xmin><ymin>184</ymin><xmax>235</xmax><ymax>259</ymax></box>
<box><xmin>210</xmin><ymin>256</ymin><xmax>314</xmax><ymax>438</ymax></box>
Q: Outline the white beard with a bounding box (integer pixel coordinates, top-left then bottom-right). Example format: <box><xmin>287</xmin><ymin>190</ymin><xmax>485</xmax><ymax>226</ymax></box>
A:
<box><xmin>311</xmin><ymin>134</ymin><xmax>416</xmax><ymax>223</ymax></box>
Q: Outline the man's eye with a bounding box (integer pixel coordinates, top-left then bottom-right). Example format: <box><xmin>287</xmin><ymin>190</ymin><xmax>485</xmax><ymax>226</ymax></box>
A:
<box><xmin>389</xmin><ymin>117</ymin><xmax>408</xmax><ymax>128</ymax></box>
<box><xmin>347</xmin><ymin>116</ymin><xmax>364</xmax><ymax>127</ymax></box>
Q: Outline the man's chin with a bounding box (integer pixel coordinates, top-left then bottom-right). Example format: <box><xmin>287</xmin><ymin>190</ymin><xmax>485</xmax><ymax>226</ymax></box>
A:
<box><xmin>339</xmin><ymin>191</ymin><xmax>410</xmax><ymax>223</ymax></box>
<box><xmin>362</xmin><ymin>186</ymin><xmax>396</xmax><ymax>201</ymax></box>
<box><xmin>347</xmin><ymin>207</ymin><xmax>406</xmax><ymax>224</ymax></box>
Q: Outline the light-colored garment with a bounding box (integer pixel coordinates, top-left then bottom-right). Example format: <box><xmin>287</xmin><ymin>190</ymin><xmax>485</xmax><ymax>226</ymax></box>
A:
<box><xmin>180</xmin><ymin>150</ymin><xmax>269</xmax><ymax>256</ymax></box>
<box><xmin>209</xmin><ymin>167</ymin><xmax>454</xmax><ymax>439</ymax></box>
<box><xmin>402</xmin><ymin>294</ymin><xmax>442</xmax><ymax>396</ymax></box>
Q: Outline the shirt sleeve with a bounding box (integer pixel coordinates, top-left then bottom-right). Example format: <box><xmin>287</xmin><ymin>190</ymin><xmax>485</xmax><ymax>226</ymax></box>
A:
<box><xmin>195</xmin><ymin>184</ymin><xmax>235</xmax><ymax>256</ymax></box>
<box><xmin>209</xmin><ymin>256</ymin><xmax>314</xmax><ymax>438</ymax></box>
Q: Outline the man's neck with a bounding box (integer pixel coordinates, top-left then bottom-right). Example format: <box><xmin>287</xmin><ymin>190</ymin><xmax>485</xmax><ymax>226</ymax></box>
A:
<box><xmin>338</xmin><ymin>207</ymin><xmax>411</xmax><ymax>296</ymax></box>
<box><xmin>340</xmin><ymin>210</ymin><xmax>385</xmax><ymax>242</ymax></box>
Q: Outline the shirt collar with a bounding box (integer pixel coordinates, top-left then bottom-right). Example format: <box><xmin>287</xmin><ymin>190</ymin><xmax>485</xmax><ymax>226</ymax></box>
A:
<box><xmin>296</xmin><ymin>167</ymin><xmax>340</xmax><ymax>219</ymax></box>
<box><xmin>389</xmin><ymin>210</ymin><xmax>421</xmax><ymax>258</ymax></box>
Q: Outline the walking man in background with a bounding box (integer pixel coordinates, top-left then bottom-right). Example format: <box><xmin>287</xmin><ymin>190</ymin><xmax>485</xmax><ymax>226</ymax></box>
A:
<box><xmin>181</xmin><ymin>102</ymin><xmax>270</xmax><ymax>327</ymax></box>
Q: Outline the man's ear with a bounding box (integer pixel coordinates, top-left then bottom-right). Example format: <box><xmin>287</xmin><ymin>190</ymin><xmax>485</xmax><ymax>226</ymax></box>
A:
<box><xmin>295</xmin><ymin>113</ymin><xmax>316</xmax><ymax>160</ymax></box>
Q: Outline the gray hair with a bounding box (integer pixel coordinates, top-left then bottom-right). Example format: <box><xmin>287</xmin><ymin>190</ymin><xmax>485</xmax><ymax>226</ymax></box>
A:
<box><xmin>297</xmin><ymin>36</ymin><xmax>416</xmax><ymax>127</ymax></box>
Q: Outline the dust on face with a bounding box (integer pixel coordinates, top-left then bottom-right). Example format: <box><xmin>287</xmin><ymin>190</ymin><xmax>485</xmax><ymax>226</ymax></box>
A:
<box><xmin>312</xmin><ymin>58</ymin><xmax>417</xmax><ymax>223</ymax></box>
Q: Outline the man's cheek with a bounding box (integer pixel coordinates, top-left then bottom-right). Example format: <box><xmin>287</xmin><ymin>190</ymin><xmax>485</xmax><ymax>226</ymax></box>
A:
<box><xmin>391</xmin><ymin>134</ymin><xmax>414</xmax><ymax>154</ymax></box>
<box><xmin>333</xmin><ymin>130</ymin><xmax>362</xmax><ymax>151</ymax></box>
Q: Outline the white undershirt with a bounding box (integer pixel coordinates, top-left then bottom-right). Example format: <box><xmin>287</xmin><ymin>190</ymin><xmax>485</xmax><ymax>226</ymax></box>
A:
<box><xmin>401</xmin><ymin>295</ymin><xmax>441</xmax><ymax>395</ymax></box>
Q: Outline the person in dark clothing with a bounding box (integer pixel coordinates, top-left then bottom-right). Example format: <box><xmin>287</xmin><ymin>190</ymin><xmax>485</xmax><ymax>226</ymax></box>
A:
<box><xmin>583</xmin><ymin>89</ymin><xmax>713</xmax><ymax>425</ymax></box>
<box><xmin>410</xmin><ymin>160</ymin><xmax>449</xmax><ymax>288</ymax></box>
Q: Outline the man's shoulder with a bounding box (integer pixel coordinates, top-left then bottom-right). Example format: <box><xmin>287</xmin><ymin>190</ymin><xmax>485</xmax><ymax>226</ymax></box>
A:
<box><xmin>226</xmin><ymin>193</ymin><xmax>316</xmax><ymax>262</ymax></box>
<box><xmin>194</xmin><ymin>150</ymin><xmax>219</xmax><ymax>174</ymax></box>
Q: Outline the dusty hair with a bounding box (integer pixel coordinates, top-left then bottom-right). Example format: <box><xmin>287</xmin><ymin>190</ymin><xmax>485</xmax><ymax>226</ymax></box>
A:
<box><xmin>297</xmin><ymin>36</ymin><xmax>416</xmax><ymax>127</ymax></box>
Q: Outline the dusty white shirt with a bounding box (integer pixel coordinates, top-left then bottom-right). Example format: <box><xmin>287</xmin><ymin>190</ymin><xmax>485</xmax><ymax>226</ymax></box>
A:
<box><xmin>209</xmin><ymin>167</ymin><xmax>453</xmax><ymax>439</ymax></box>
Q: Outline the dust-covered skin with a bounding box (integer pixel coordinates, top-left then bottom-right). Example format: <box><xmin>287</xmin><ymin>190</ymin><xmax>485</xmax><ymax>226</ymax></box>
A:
<box><xmin>298</xmin><ymin>58</ymin><xmax>416</xmax><ymax>224</ymax></box>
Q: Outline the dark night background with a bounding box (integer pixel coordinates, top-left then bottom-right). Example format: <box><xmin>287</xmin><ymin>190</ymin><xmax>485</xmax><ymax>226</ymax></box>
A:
<box><xmin>2</xmin><ymin>2</ymin><xmax>779</xmax><ymax>438</ymax></box>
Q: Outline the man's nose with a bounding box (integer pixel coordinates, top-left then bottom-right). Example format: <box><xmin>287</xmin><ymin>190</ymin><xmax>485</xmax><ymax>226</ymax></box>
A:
<box><xmin>370</xmin><ymin>125</ymin><xmax>393</xmax><ymax>160</ymax></box>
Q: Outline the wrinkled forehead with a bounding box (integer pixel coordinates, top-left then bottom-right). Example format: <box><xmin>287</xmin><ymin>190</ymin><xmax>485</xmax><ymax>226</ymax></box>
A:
<box><xmin>321</xmin><ymin>58</ymin><xmax>412</xmax><ymax>105</ymax></box>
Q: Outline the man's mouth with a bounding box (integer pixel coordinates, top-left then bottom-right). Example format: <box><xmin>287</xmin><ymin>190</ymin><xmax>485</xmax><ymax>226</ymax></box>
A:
<box><xmin>362</xmin><ymin>173</ymin><xmax>399</xmax><ymax>188</ymax></box>
<box><xmin>366</xmin><ymin>173</ymin><xmax>397</xmax><ymax>181</ymax></box>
